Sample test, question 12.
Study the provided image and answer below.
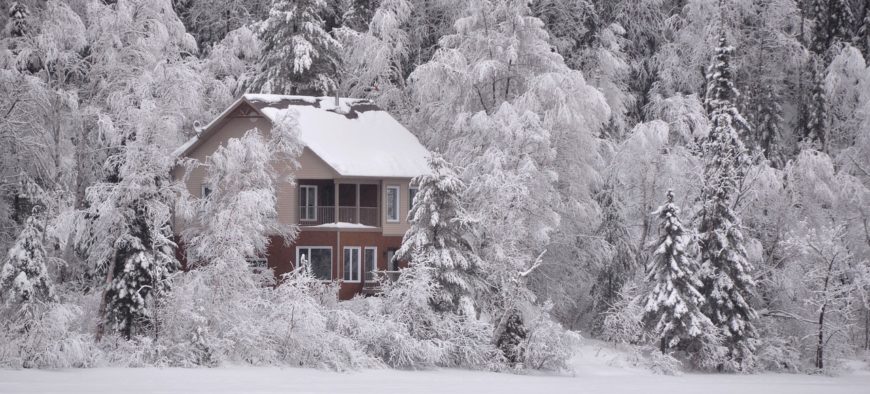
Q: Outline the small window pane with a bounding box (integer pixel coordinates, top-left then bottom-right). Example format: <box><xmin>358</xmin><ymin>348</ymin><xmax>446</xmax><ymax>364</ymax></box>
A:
<box><xmin>387</xmin><ymin>187</ymin><xmax>399</xmax><ymax>222</ymax></box>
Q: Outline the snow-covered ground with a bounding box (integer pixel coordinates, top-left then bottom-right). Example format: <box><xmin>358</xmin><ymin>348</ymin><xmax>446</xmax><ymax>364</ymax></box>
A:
<box><xmin>2</xmin><ymin>341</ymin><xmax>868</xmax><ymax>394</ymax></box>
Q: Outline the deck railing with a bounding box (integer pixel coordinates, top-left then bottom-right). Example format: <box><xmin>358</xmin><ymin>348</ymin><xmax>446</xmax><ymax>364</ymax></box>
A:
<box><xmin>300</xmin><ymin>205</ymin><xmax>379</xmax><ymax>227</ymax></box>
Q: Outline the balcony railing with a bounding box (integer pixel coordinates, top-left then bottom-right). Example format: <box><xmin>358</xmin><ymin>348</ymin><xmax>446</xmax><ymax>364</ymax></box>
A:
<box><xmin>300</xmin><ymin>206</ymin><xmax>379</xmax><ymax>227</ymax></box>
<box><xmin>362</xmin><ymin>270</ymin><xmax>401</xmax><ymax>295</ymax></box>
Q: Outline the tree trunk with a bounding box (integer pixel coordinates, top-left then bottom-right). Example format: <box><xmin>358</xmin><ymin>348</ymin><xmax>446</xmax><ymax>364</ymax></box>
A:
<box><xmin>95</xmin><ymin>250</ymin><xmax>118</xmax><ymax>342</ymax></box>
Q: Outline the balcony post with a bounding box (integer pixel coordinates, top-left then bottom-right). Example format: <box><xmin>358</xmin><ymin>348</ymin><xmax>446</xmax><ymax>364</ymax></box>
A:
<box><xmin>355</xmin><ymin>183</ymin><xmax>360</xmax><ymax>224</ymax></box>
<box><xmin>334</xmin><ymin>180</ymin><xmax>339</xmax><ymax>225</ymax></box>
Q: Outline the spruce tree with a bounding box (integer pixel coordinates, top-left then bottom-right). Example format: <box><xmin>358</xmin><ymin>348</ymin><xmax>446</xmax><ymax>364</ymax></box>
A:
<box><xmin>858</xmin><ymin>0</ymin><xmax>870</xmax><ymax>59</ymax></box>
<box><xmin>704</xmin><ymin>33</ymin><xmax>749</xmax><ymax>135</ymax></box>
<box><xmin>7</xmin><ymin>2</ymin><xmax>28</xmax><ymax>38</ymax></box>
<box><xmin>753</xmin><ymin>84</ymin><xmax>784</xmax><ymax>167</ymax></box>
<box><xmin>697</xmin><ymin>32</ymin><xmax>758</xmax><ymax>370</ymax></box>
<box><xmin>643</xmin><ymin>191</ymin><xmax>713</xmax><ymax>353</ymax></box>
<box><xmin>397</xmin><ymin>154</ymin><xmax>483</xmax><ymax>314</ymax></box>
<box><xmin>811</xmin><ymin>0</ymin><xmax>855</xmax><ymax>60</ymax></box>
<box><xmin>249</xmin><ymin>0</ymin><xmax>342</xmax><ymax>95</ymax></box>
<box><xmin>0</xmin><ymin>214</ymin><xmax>55</xmax><ymax>313</ymax></box>
<box><xmin>805</xmin><ymin>57</ymin><xmax>828</xmax><ymax>150</ymax></box>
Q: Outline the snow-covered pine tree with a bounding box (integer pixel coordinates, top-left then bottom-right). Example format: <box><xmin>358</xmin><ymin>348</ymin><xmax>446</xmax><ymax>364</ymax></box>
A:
<box><xmin>704</xmin><ymin>33</ymin><xmax>749</xmax><ymax>136</ymax></box>
<box><xmin>0</xmin><ymin>213</ymin><xmax>55</xmax><ymax>314</ymax></box>
<box><xmin>858</xmin><ymin>0</ymin><xmax>870</xmax><ymax>59</ymax></box>
<box><xmin>805</xmin><ymin>57</ymin><xmax>828</xmax><ymax>150</ymax></box>
<box><xmin>752</xmin><ymin>85</ymin><xmax>784</xmax><ymax>167</ymax></box>
<box><xmin>7</xmin><ymin>2</ymin><xmax>28</xmax><ymax>38</ymax></box>
<box><xmin>644</xmin><ymin>190</ymin><xmax>714</xmax><ymax>353</ymax></box>
<box><xmin>396</xmin><ymin>154</ymin><xmax>483</xmax><ymax>315</ymax></box>
<box><xmin>249</xmin><ymin>0</ymin><xmax>342</xmax><ymax>95</ymax></box>
<box><xmin>811</xmin><ymin>0</ymin><xmax>855</xmax><ymax>60</ymax></box>
<box><xmin>697</xmin><ymin>32</ymin><xmax>759</xmax><ymax>371</ymax></box>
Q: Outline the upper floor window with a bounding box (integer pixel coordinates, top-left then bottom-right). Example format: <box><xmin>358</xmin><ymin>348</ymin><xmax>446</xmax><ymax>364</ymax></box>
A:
<box><xmin>386</xmin><ymin>186</ymin><xmax>400</xmax><ymax>223</ymax></box>
<box><xmin>300</xmin><ymin>185</ymin><xmax>317</xmax><ymax>221</ymax></box>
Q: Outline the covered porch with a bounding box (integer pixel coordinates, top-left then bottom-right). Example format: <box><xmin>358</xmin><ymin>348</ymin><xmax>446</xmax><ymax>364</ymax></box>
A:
<box><xmin>298</xmin><ymin>180</ymin><xmax>381</xmax><ymax>227</ymax></box>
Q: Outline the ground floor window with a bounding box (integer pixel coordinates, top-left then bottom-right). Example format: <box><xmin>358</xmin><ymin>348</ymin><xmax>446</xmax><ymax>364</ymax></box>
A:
<box><xmin>343</xmin><ymin>247</ymin><xmax>361</xmax><ymax>282</ymax></box>
<box><xmin>297</xmin><ymin>247</ymin><xmax>332</xmax><ymax>280</ymax></box>
<box><xmin>364</xmin><ymin>247</ymin><xmax>377</xmax><ymax>282</ymax></box>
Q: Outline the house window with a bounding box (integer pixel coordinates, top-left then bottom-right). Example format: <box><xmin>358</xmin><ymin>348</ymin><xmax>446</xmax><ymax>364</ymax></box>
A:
<box><xmin>343</xmin><ymin>247</ymin><xmax>361</xmax><ymax>282</ymax></box>
<box><xmin>364</xmin><ymin>247</ymin><xmax>377</xmax><ymax>282</ymax></box>
<box><xmin>297</xmin><ymin>247</ymin><xmax>332</xmax><ymax>280</ymax></box>
<box><xmin>386</xmin><ymin>248</ymin><xmax>398</xmax><ymax>271</ymax></box>
<box><xmin>409</xmin><ymin>187</ymin><xmax>418</xmax><ymax>210</ymax></box>
<box><xmin>386</xmin><ymin>186</ymin><xmax>400</xmax><ymax>223</ymax></box>
<box><xmin>300</xmin><ymin>185</ymin><xmax>317</xmax><ymax>221</ymax></box>
<box><xmin>201</xmin><ymin>184</ymin><xmax>213</xmax><ymax>198</ymax></box>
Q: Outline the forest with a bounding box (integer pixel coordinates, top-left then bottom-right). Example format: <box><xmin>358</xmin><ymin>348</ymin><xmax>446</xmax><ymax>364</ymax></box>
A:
<box><xmin>0</xmin><ymin>0</ymin><xmax>869</xmax><ymax>377</ymax></box>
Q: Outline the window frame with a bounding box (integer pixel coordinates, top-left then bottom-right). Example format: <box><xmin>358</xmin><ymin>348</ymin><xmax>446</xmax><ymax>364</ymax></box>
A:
<box><xmin>201</xmin><ymin>183</ymin><xmax>213</xmax><ymax>198</ymax></box>
<box><xmin>386</xmin><ymin>185</ymin><xmax>400</xmax><ymax>223</ymax></box>
<box><xmin>300</xmin><ymin>185</ymin><xmax>318</xmax><ymax>222</ymax></box>
<box><xmin>364</xmin><ymin>247</ymin><xmax>377</xmax><ymax>282</ymax></box>
<box><xmin>296</xmin><ymin>246</ymin><xmax>333</xmax><ymax>281</ymax></box>
<box><xmin>343</xmin><ymin>246</ymin><xmax>361</xmax><ymax>283</ymax></box>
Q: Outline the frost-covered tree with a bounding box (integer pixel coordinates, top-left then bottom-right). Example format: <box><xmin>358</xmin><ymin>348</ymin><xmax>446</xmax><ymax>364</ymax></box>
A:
<box><xmin>697</xmin><ymin>31</ymin><xmax>758</xmax><ymax>371</ymax></box>
<box><xmin>644</xmin><ymin>190</ymin><xmax>715</xmax><ymax>353</ymax></box>
<box><xmin>589</xmin><ymin>181</ymin><xmax>637</xmax><ymax>335</ymax></box>
<box><xmin>396</xmin><ymin>154</ymin><xmax>483</xmax><ymax>314</ymax></box>
<box><xmin>72</xmin><ymin>0</ymin><xmax>206</xmax><ymax>340</ymax></box>
<box><xmin>0</xmin><ymin>214</ymin><xmax>55</xmax><ymax>313</ymax></box>
<box><xmin>337</xmin><ymin>0</ymin><xmax>412</xmax><ymax>108</ymax></box>
<box><xmin>249</xmin><ymin>0</ymin><xmax>342</xmax><ymax>95</ymax></box>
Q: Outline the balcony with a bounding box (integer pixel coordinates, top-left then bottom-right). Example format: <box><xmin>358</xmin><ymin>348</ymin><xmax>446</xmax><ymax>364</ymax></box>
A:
<box><xmin>299</xmin><ymin>181</ymin><xmax>380</xmax><ymax>227</ymax></box>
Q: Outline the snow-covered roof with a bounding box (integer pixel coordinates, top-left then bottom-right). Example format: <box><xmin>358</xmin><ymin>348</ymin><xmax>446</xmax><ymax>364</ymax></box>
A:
<box><xmin>175</xmin><ymin>94</ymin><xmax>431</xmax><ymax>179</ymax></box>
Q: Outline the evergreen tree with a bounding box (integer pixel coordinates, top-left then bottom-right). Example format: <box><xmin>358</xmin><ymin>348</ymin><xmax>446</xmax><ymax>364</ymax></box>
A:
<box><xmin>7</xmin><ymin>2</ymin><xmax>28</xmax><ymax>38</ymax></box>
<box><xmin>249</xmin><ymin>0</ymin><xmax>342</xmax><ymax>95</ymax></box>
<box><xmin>644</xmin><ymin>190</ymin><xmax>714</xmax><ymax>353</ymax></box>
<box><xmin>0</xmin><ymin>213</ymin><xmax>55</xmax><ymax>313</ymax></box>
<box><xmin>751</xmin><ymin>84</ymin><xmax>784</xmax><ymax>167</ymax></box>
<box><xmin>811</xmin><ymin>0</ymin><xmax>855</xmax><ymax>60</ymax></box>
<box><xmin>697</xmin><ymin>33</ymin><xmax>759</xmax><ymax>370</ymax></box>
<box><xmin>704</xmin><ymin>33</ymin><xmax>749</xmax><ymax>134</ymax></box>
<box><xmin>397</xmin><ymin>154</ymin><xmax>483</xmax><ymax>314</ymax></box>
<box><xmin>805</xmin><ymin>57</ymin><xmax>828</xmax><ymax>150</ymax></box>
<box><xmin>858</xmin><ymin>0</ymin><xmax>870</xmax><ymax>59</ymax></box>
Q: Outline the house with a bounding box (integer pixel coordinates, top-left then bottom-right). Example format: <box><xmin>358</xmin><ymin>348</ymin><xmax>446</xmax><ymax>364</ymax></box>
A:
<box><xmin>172</xmin><ymin>94</ymin><xmax>430</xmax><ymax>299</ymax></box>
